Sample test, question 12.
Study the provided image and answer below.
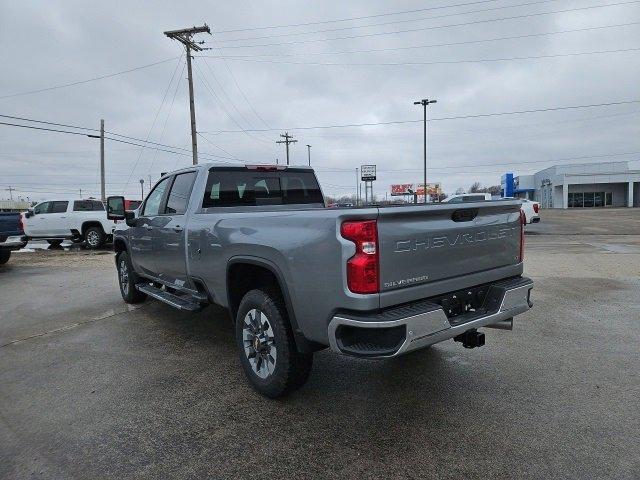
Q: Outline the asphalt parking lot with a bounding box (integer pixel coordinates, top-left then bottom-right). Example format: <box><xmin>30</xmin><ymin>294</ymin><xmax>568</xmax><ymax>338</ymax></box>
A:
<box><xmin>1</xmin><ymin>209</ymin><xmax>639</xmax><ymax>479</ymax></box>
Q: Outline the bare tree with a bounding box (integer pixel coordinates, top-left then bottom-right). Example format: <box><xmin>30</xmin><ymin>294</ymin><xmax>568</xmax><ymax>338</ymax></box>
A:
<box><xmin>469</xmin><ymin>182</ymin><xmax>482</xmax><ymax>193</ymax></box>
<box><xmin>454</xmin><ymin>187</ymin><xmax>465</xmax><ymax>195</ymax></box>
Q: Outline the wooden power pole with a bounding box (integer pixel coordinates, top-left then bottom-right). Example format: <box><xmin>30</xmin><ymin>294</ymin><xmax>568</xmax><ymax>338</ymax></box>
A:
<box><xmin>164</xmin><ymin>24</ymin><xmax>211</xmax><ymax>165</ymax></box>
<box><xmin>276</xmin><ymin>132</ymin><xmax>297</xmax><ymax>165</ymax></box>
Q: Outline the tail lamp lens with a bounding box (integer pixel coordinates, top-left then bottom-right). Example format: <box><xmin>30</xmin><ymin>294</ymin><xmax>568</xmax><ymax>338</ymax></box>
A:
<box><xmin>533</xmin><ymin>203</ymin><xmax>539</xmax><ymax>213</ymax></box>
<box><xmin>341</xmin><ymin>220</ymin><xmax>379</xmax><ymax>294</ymax></box>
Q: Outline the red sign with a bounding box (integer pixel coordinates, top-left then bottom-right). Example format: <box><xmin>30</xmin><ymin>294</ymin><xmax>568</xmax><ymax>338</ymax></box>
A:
<box><xmin>391</xmin><ymin>184</ymin><xmax>414</xmax><ymax>196</ymax></box>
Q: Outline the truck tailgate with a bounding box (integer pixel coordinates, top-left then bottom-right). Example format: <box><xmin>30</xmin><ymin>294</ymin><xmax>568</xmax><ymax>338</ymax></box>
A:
<box><xmin>377</xmin><ymin>201</ymin><xmax>522</xmax><ymax>294</ymax></box>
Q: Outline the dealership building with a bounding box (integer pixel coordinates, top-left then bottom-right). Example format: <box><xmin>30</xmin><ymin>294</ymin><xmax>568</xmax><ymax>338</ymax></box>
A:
<box><xmin>501</xmin><ymin>161</ymin><xmax>640</xmax><ymax>208</ymax></box>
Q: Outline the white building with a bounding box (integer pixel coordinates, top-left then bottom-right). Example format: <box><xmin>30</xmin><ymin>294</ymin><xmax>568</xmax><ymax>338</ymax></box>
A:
<box><xmin>508</xmin><ymin>161</ymin><xmax>640</xmax><ymax>209</ymax></box>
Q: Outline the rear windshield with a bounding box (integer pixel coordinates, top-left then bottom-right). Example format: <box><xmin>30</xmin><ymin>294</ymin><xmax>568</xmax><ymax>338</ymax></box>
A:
<box><xmin>202</xmin><ymin>168</ymin><xmax>324</xmax><ymax>208</ymax></box>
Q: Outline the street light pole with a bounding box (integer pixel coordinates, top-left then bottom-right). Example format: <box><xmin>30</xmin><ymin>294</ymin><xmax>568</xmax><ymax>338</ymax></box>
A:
<box><xmin>139</xmin><ymin>179</ymin><xmax>144</xmax><ymax>201</ymax></box>
<box><xmin>413</xmin><ymin>98</ymin><xmax>437</xmax><ymax>203</ymax></box>
<box><xmin>306</xmin><ymin>144</ymin><xmax>311</xmax><ymax>166</ymax></box>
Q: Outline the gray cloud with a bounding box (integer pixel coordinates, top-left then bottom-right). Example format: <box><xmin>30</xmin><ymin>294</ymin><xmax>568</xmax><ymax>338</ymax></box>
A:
<box><xmin>0</xmin><ymin>0</ymin><xmax>638</xmax><ymax>201</ymax></box>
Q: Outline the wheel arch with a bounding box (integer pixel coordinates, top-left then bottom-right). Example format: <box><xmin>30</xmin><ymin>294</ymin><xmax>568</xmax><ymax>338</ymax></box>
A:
<box><xmin>226</xmin><ymin>256</ymin><xmax>322</xmax><ymax>353</ymax></box>
<box><xmin>81</xmin><ymin>221</ymin><xmax>105</xmax><ymax>235</ymax></box>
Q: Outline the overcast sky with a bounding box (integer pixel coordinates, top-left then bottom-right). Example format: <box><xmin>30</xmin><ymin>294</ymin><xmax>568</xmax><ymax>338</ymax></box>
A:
<box><xmin>1</xmin><ymin>0</ymin><xmax>639</xmax><ymax>201</ymax></box>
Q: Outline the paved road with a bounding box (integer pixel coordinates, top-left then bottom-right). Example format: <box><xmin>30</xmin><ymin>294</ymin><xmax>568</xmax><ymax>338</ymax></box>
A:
<box><xmin>1</xmin><ymin>227</ymin><xmax>639</xmax><ymax>478</ymax></box>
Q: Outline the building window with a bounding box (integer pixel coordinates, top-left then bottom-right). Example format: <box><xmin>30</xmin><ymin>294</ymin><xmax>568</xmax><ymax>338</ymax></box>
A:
<box><xmin>567</xmin><ymin>191</ymin><xmax>611</xmax><ymax>208</ymax></box>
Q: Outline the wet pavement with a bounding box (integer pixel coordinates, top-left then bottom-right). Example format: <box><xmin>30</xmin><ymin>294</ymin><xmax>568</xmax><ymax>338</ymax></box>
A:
<box><xmin>1</xmin><ymin>210</ymin><xmax>639</xmax><ymax>479</ymax></box>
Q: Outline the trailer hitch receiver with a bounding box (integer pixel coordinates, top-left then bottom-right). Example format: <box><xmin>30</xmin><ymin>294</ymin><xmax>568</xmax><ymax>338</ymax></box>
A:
<box><xmin>454</xmin><ymin>329</ymin><xmax>485</xmax><ymax>349</ymax></box>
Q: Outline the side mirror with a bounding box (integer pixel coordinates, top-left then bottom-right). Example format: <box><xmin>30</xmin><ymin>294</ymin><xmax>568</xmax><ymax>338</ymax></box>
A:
<box><xmin>25</xmin><ymin>210</ymin><xmax>34</xmax><ymax>218</ymax></box>
<box><xmin>107</xmin><ymin>196</ymin><xmax>126</xmax><ymax>220</ymax></box>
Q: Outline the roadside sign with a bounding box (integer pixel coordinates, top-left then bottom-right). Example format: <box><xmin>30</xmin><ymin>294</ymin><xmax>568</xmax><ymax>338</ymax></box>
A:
<box><xmin>391</xmin><ymin>184</ymin><xmax>414</xmax><ymax>196</ymax></box>
<box><xmin>361</xmin><ymin>165</ymin><xmax>376</xmax><ymax>181</ymax></box>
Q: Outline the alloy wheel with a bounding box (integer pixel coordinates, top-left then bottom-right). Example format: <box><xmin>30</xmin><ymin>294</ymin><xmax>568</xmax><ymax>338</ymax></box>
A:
<box><xmin>119</xmin><ymin>259</ymin><xmax>129</xmax><ymax>294</ymax></box>
<box><xmin>242</xmin><ymin>308</ymin><xmax>277</xmax><ymax>379</ymax></box>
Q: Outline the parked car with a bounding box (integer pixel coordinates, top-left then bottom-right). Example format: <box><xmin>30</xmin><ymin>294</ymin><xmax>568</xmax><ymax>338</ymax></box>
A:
<box><xmin>23</xmin><ymin>199</ymin><xmax>115</xmax><ymax>249</ymax></box>
<box><xmin>107</xmin><ymin>164</ymin><xmax>533</xmax><ymax>398</ymax></box>
<box><xmin>501</xmin><ymin>197</ymin><xmax>540</xmax><ymax>224</ymax></box>
<box><xmin>518</xmin><ymin>199</ymin><xmax>540</xmax><ymax>224</ymax></box>
<box><xmin>0</xmin><ymin>212</ymin><xmax>27</xmax><ymax>264</ymax></box>
<box><xmin>442</xmin><ymin>193</ymin><xmax>492</xmax><ymax>203</ymax></box>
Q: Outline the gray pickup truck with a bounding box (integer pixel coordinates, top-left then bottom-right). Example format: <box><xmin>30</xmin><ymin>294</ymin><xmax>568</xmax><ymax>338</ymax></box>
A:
<box><xmin>107</xmin><ymin>164</ymin><xmax>533</xmax><ymax>397</ymax></box>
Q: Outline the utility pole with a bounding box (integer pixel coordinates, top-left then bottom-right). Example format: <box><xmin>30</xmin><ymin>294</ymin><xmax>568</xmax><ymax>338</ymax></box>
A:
<box><xmin>355</xmin><ymin>168</ymin><xmax>359</xmax><ymax>205</ymax></box>
<box><xmin>164</xmin><ymin>24</ymin><xmax>211</xmax><ymax>165</ymax></box>
<box><xmin>5</xmin><ymin>186</ymin><xmax>15</xmax><ymax>201</ymax></box>
<box><xmin>306</xmin><ymin>144</ymin><xmax>312</xmax><ymax>166</ymax></box>
<box><xmin>79</xmin><ymin>188</ymin><xmax>83</xmax><ymax>199</ymax></box>
<box><xmin>276</xmin><ymin>132</ymin><xmax>297</xmax><ymax>165</ymax></box>
<box><xmin>139</xmin><ymin>179</ymin><xmax>144</xmax><ymax>201</ymax></box>
<box><xmin>100</xmin><ymin>119</ymin><xmax>105</xmax><ymax>202</ymax></box>
<box><xmin>413</xmin><ymin>98</ymin><xmax>437</xmax><ymax>203</ymax></box>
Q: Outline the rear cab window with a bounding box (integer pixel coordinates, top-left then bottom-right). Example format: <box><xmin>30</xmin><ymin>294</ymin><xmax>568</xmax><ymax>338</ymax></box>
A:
<box><xmin>202</xmin><ymin>167</ymin><xmax>323</xmax><ymax>208</ymax></box>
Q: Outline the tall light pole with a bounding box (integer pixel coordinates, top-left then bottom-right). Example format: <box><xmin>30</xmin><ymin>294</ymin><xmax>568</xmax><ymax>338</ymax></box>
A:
<box><xmin>413</xmin><ymin>98</ymin><xmax>437</xmax><ymax>203</ymax></box>
<box><xmin>306</xmin><ymin>144</ymin><xmax>312</xmax><ymax>166</ymax></box>
<box><xmin>139</xmin><ymin>179</ymin><xmax>145</xmax><ymax>201</ymax></box>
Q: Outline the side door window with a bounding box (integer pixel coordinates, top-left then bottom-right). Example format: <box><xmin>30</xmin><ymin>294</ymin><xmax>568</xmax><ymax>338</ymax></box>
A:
<box><xmin>142</xmin><ymin>177</ymin><xmax>171</xmax><ymax>217</ymax></box>
<box><xmin>33</xmin><ymin>202</ymin><xmax>51</xmax><ymax>214</ymax></box>
<box><xmin>165</xmin><ymin>172</ymin><xmax>197</xmax><ymax>214</ymax></box>
<box><xmin>51</xmin><ymin>201</ymin><xmax>69</xmax><ymax>213</ymax></box>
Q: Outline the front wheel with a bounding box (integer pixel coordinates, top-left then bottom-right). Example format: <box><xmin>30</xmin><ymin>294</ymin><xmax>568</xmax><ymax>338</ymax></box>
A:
<box><xmin>84</xmin><ymin>227</ymin><xmax>105</xmax><ymax>249</ymax></box>
<box><xmin>116</xmin><ymin>251</ymin><xmax>146</xmax><ymax>304</ymax></box>
<box><xmin>235</xmin><ymin>289</ymin><xmax>313</xmax><ymax>398</ymax></box>
<box><xmin>0</xmin><ymin>250</ymin><xmax>10</xmax><ymax>265</ymax></box>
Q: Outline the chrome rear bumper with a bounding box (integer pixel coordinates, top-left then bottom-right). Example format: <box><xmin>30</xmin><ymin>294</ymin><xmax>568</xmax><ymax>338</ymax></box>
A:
<box><xmin>328</xmin><ymin>277</ymin><xmax>533</xmax><ymax>358</ymax></box>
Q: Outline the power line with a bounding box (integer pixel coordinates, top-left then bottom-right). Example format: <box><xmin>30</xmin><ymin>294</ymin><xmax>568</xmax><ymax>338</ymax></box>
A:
<box><xmin>0</xmin><ymin>121</ymin><xmax>97</xmax><ymax>137</ymax></box>
<box><xmin>0</xmin><ymin>57</ymin><xmax>181</xmax><ymax>100</ymax></box>
<box><xmin>194</xmin><ymin>63</ymin><xmax>271</xmax><ymax>145</ymax></box>
<box><xmin>199</xmin><ymin>100</ymin><xmax>640</xmax><ymax>133</ymax></box>
<box><xmin>147</xmin><ymin>60</ymin><xmax>187</xmax><ymax>176</ymax></box>
<box><xmin>209</xmin><ymin>39</ymin><xmax>273</xmax><ymax>129</ymax></box>
<box><xmin>201</xmin><ymin>46</ymin><xmax>640</xmax><ymax>67</ymax></box>
<box><xmin>213</xmin><ymin>0</ymin><xmax>509</xmax><ymax>33</ymax></box>
<box><xmin>211</xmin><ymin>1</ymin><xmax>640</xmax><ymax>49</ymax></box>
<box><xmin>215</xmin><ymin>0</ymin><xmax>562</xmax><ymax>42</ymax></box>
<box><xmin>121</xmin><ymin>56</ymin><xmax>184</xmax><ymax>194</ymax></box>
<box><xmin>202</xmin><ymin>22</ymin><xmax>639</xmax><ymax>58</ymax></box>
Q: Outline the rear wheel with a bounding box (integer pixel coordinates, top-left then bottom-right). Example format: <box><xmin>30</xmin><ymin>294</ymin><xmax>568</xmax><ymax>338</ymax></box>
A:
<box><xmin>235</xmin><ymin>289</ymin><xmax>313</xmax><ymax>398</ymax></box>
<box><xmin>47</xmin><ymin>239</ymin><xmax>63</xmax><ymax>246</ymax></box>
<box><xmin>84</xmin><ymin>227</ymin><xmax>105</xmax><ymax>249</ymax></box>
<box><xmin>0</xmin><ymin>250</ymin><xmax>10</xmax><ymax>265</ymax></box>
<box><xmin>116</xmin><ymin>251</ymin><xmax>146</xmax><ymax>304</ymax></box>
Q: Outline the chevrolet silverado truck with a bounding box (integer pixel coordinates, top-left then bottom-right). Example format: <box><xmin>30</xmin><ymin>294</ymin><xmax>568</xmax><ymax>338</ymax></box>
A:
<box><xmin>106</xmin><ymin>164</ymin><xmax>533</xmax><ymax>397</ymax></box>
<box><xmin>23</xmin><ymin>199</ymin><xmax>115</xmax><ymax>249</ymax></box>
<box><xmin>0</xmin><ymin>212</ymin><xmax>27</xmax><ymax>265</ymax></box>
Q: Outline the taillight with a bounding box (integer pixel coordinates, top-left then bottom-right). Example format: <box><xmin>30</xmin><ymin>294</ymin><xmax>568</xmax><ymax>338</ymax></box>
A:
<box><xmin>341</xmin><ymin>220</ymin><xmax>379</xmax><ymax>294</ymax></box>
<box><xmin>519</xmin><ymin>210</ymin><xmax>525</xmax><ymax>262</ymax></box>
<box><xmin>18</xmin><ymin>214</ymin><xmax>24</xmax><ymax>233</ymax></box>
<box><xmin>533</xmin><ymin>203</ymin><xmax>539</xmax><ymax>213</ymax></box>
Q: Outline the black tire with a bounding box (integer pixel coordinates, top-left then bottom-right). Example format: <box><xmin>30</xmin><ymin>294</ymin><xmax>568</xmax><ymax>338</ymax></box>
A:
<box><xmin>47</xmin><ymin>239</ymin><xmax>63</xmax><ymax>246</ymax></box>
<box><xmin>235</xmin><ymin>288</ymin><xmax>313</xmax><ymax>398</ymax></box>
<box><xmin>84</xmin><ymin>226</ymin><xmax>105</xmax><ymax>249</ymax></box>
<box><xmin>0</xmin><ymin>250</ymin><xmax>10</xmax><ymax>265</ymax></box>
<box><xmin>116</xmin><ymin>251</ymin><xmax>147</xmax><ymax>304</ymax></box>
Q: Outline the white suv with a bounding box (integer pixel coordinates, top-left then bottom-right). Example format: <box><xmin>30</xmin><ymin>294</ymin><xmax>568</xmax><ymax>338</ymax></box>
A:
<box><xmin>23</xmin><ymin>199</ymin><xmax>116</xmax><ymax>249</ymax></box>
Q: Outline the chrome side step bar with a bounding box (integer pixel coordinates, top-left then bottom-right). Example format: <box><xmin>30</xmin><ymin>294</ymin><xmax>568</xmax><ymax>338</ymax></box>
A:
<box><xmin>136</xmin><ymin>284</ymin><xmax>204</xmax><ymax>311</ymax></box>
